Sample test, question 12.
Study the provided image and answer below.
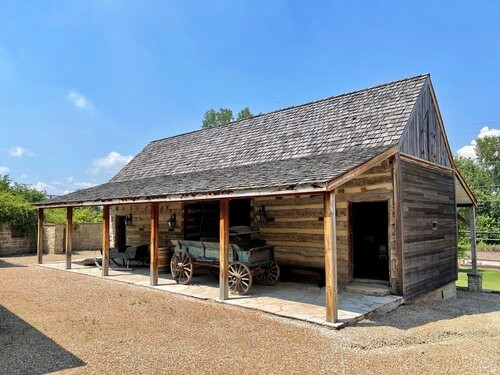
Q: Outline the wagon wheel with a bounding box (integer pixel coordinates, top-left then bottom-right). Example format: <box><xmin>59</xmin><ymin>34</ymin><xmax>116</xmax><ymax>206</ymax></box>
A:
<box><xmin>255</xmin><ymin>261</ymin><xmax>280</xmax><ymax>286</ymax></box>
<box><xmin>228</xmin><ymin>262</ymin><xmax>252</xmax><ymax>295</ymax></box>
<box><xmin>170</xmin><ymin>252</ymin><xmax>193</xmax><ymax>285</ymax></box>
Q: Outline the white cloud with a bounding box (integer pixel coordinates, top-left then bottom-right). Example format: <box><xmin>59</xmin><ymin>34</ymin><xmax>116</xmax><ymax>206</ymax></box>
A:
<box><xmin>32</xmin><ymin>179</ymin><xmax>97</xmax><ymax>196</ymax></box>
<box><xmin>0</xmin><ymin>166</ymin><xmax>10</xmax><ymax>175</ymax></box>
<box><xmin>9</xmin><ymin>146</ymin><xmax>34</xmax><ymax>158</ymax></box>
<box><xmin>67</xmin><ymin>89</ymin><xmax>93</xmax><ymax>109</ymax></box>
<box><xmin>91</xmin><ymin>151</ymin><xmax>133</xmax><ymax>174</ymax></box>
<box><xmin>33</xmin><ymin>181</ymin><xmax>57</xmax><ymax>193</ymax></box>
<box><xmin>20</xmin><ymin>174</ymin><xmax>28</xmax><ymax>179</ymax></box>
<box><xmin>457</xmin><ymin>126</ymin><xmax>500</xmax><ymax>159</ymax></box>
<box><xmin>74</xmin><ymin>181</ymin><xmax>97</xmax><ymax>189</ymax></box>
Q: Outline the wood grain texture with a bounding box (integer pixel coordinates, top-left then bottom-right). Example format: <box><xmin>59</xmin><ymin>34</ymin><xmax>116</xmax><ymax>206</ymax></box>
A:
<box><xmin>65</xmin><ymin>207</ymin><xmax>73</xmax><ymax>270</ymax></box>
<box><xmin>399</xmin><ymin>82</ymin><xmax>452</xmax><ymax>168</ymax></box>
<box><xmin>400</xmin><ymin>159</ymin><xmax>457</xmax><ymax>299</ymax></box>
<box><xmin>219</xmin><ymin>199</ymin><xmax>229</xmax><ymax>300</ymax></box>
<box><xmin>323</xmin><ymin>192</ymin><xmax>338</xmax><ymax>322</ymax></box>
<box><xmin>102</xmin><ymin>206</ymin><xmax>110</xmax><ymax>276</ymax></box>
<box><xmin>150</xmin><ymin>202</ymin><xmax>159</xmax><ymax>286</ymax></box>
<box><xmin>37</xmin><ymin>208</ymin><xmax>44</xmax><ymax>264</ymax></box>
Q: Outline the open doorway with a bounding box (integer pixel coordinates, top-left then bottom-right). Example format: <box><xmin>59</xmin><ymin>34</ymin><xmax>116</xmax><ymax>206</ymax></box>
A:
<box><xmin>115</xmin><ymin>216</ymin><xmax>127</xmax><ymax>248</ymax></box>
<box><xmin>351</xmin><ymin>201</ymin><xmax>389</xmax><ymax>281</ymax></box>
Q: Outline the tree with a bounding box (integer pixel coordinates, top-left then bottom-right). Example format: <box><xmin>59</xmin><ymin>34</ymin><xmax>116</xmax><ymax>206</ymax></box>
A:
<box><xmin>202</xmin><ymin>108</ymin><xmax>233</xmax><ymax>129</ymax></box>
<box><xmin>237</xmin><ymin>107</ymin><xmax>253</xmax><ymax>121</ymax></box>
<box><xmin>476</xmin><ymin>135</ymin><xmax>500</xmax><ymax>187</ymax></box>
<box><xmin>201</xmin><ymin>107</ymin><xmax>253</xmax><ymax>129</ymax></box>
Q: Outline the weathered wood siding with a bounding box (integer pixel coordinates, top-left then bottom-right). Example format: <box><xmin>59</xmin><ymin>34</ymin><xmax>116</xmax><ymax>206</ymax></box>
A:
<box><xmin>400</xmin><ymin>82</ymin><xmax>452</xmax><ymax>168</ymax></box>
<box><xmin>110</xmin><ymin>203</ymin><xmax>183</xmax><ymax>247</ymax></box>
<box><xmin>253</xmin><ymin>194</ymin><xmax>326</xmax><ymax>270</ymax></box>
<box><xmin>335</xmin><ymin>160</ymin><xmax>398</xmax><ymax>288</ymax></box>
<box><xmin>400</xmin><ymin>159</ymin><xmax>457</xmax><ymax>299</ymax></box>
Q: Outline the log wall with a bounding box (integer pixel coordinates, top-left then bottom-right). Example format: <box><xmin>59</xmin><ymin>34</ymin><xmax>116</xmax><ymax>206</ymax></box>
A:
<box><xmin>399</xmin><ymin>82</ymin><xmax>452</xmax><ymax>168</ymax></box>
<box><xmin>334</xmin><ymin>160</ymin><xmax>398</xmax><ymax>288</ymax></box>
<box><xmin>399</xmin><ymin>159</ymin><xmax>457</xmax><ymax>299</ymax></box>
<box><xmin>110</xmin><ymin>203</ymin><xmax>183</xmax><ymax>248</ymax></box>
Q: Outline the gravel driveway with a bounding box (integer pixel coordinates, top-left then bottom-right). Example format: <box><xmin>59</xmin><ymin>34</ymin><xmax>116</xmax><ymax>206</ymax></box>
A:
<box><xmin>1</xmin><ymin>253</ymin><xmax>499</xmax><ymax>374</ymax></box>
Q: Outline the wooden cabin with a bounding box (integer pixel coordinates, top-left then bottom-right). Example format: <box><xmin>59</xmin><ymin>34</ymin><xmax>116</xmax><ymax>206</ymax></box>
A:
<box><xmin>36</xmin><ymin>74</ymin><xmax>476</xmax><ymax>322</ymax></box>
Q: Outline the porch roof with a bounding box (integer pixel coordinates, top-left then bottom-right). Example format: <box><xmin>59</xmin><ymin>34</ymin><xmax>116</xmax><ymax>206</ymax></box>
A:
<box><xmin>38</xmin><ymin>74</ymin><xmax>429</xmax><ymax>207</ymax></box>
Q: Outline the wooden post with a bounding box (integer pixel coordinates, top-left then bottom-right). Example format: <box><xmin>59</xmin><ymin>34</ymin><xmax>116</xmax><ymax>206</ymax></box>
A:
<box><xmin>470</xmin><ymin>205</ymin><xmax>477</xmax><ymax>273</ymax></box>
<box><xmin>324</xmin><ymin>192</ymin><xmax>338</xmax><ymax>323</ymax></box>
<box><xmin>219</xmin><ymin>199</ymin><xmax>229</xmax><ymax>300</ymax></box>
<box><xmin>102</xmin><ymin>206</ymin><xmax>110</xmax><ymax>276</ymax></box>
<box><xmin>65</xmin><ymin>207</ymin><xmax>73</xmax><ymax>270</ymax></box>
<box><xmin>150</xmin><ymin>202</ymin><xmax>159</xmax><ymax>286</ymax></box>
<box><xmin>37</xmin><ymin>208</ymin><xmax>44</xmax><ymax>264</ymax></box>
<box><xmin>392</xmin><ymin>153</ymin><xmax>404</xmax><ymax>295</ymax></box>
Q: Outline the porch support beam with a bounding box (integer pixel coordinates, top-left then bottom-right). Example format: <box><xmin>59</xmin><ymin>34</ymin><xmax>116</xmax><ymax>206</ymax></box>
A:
<box><xmin>150</xmin><ymin>202</ymin><xmax>159</xmax><ymax>286</ymax></box>
<box><xmin>219</xmin><ymin>199</ymin><xmax>229</xmax><ymax>300</ymax></box>
<box><xmin>102</xmin><ymin>206</ymin><xmax>110</xmax><ymax>276</ymax></box>
<box><xmin>469</xmin><ymin>205</ymin><xmax>477</xmax><ymax>273</ymax></box>
<box><xmin>37</xmin><ymin>208</ymin><xmax>44</xmax><ymax>264</ymax></box>
<box><xmin>65</xmin><ymin>207</ymin><xmax>73</xmax><ymax>270</ymax></box>
<box><xmin>323</xmin><ymin>192</ymin><xmax>338</xmax><ymax>323</ymax></box>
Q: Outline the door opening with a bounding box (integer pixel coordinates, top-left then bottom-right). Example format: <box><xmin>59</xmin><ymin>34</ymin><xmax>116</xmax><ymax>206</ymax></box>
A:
<box><xmin>351</xmin><ymin>201</ymin><xmax>389</xmax><ymax>281</ymax></box>
<box><xmin>115</xmin><ymin>216</ymin><xmax>127</xmax><ymax>249</ymax></box>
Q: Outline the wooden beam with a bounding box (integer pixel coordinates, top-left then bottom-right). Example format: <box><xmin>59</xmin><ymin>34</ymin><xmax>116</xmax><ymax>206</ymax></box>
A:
<box><xmin>150</xmin><ymin>202</ymin><xmax>159</xmax><ymax>286</ymax></box>
<box><xmin>457</xmin><ymin>212</ymin><xmax>469</xmax><ymax>227</ymax></box>
<box><xmin>392</xmin><ymin>154</ymin><xmax>404</xmax><ymax>294</ymax></box>
<box><xmin>400</xmin><ymin>152</ymin><xmax>454</xmax><ymax>172</ymax></box>
<box><xmin>327</xmin><ymin>147</ymin><xmax>398</xmax><ymax>191</ymax></box>
<box><xmin>323</xmin><ymin>192</ymin><xmax>338</xmax><ymax>323</ymax></box>
<box><xmin>102</xmin><ymin>205</ymin><xmax>110</xmax><ymax>276</ymax></box>
<box><xmin>219</xmin><ymin>199</ymin><xmax>229</xmax><ymax>300</ymax></box>
<box><xmin>65</xmin><ymin>207</ymin><xmax>73</xmax><ymax>270</ymax></box>
<box><xmin>37</xmin><ymin>208</ymin><xmax>44</xmax><ymax>264</ymax></box>
<box><xmin>470</xmin><ymin>205</ymin><xmax>477</xmax><ymax>273</ymax></box>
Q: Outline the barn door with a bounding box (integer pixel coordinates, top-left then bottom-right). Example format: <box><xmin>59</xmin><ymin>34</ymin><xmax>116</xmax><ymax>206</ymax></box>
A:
<box><xmin>351</xmin><ymin>201</ymin><xmax>389</xmax><ymax>281</ymax></box>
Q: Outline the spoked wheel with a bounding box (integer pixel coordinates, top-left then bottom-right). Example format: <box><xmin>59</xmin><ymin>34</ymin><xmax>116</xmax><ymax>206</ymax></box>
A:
<box><xmin>170</xmin><ymin>252</ymin><xmax>193</xmax><ymax>285</ymax></box>
<box><xmin>255</xmin><ymin>261</ymin><xmax>280</xmax><ymax>286</ymax></box>
<box><xmin>228</xmin><ymin>262</ymin><xmax>252</xmax><ymax>295</ymax></box>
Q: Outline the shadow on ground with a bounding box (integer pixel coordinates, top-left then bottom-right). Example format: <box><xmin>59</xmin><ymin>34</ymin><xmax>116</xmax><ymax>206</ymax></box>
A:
<box><xmin>0</xmin><ymin>259</ymin><xmax>27</xmax><ymax>268</ymax></box>
<box><xmin>0</xmin><ymin>305</ymin><xmax>85</xmax><ymax>374</ymax></box>
<box><xmin>354</xmin><ymin>290</ymin><xmax>500</xmax><ymax>330</ymax></box>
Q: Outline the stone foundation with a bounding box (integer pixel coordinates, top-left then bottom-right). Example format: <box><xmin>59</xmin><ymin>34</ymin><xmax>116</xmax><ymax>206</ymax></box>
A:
<box><xmin>467</xmin><ymin>272</ymin><xmax>483</xmax><ymax>292</ymax></box>
<box><xmin>406</xmin><ymin>281</ymin><xmax>457</xmax><ymax>304</ymax></box>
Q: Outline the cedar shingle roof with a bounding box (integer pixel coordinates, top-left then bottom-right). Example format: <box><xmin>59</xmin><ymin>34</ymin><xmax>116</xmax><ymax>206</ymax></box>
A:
<box><xmin>41</xmin><ymin>74</ymin><xmax>429</xmax><ymax>206</ymax></box>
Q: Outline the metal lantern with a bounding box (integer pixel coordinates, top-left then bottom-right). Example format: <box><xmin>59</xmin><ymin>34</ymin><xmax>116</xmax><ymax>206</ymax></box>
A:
<box><xmin>167</xmin><ymin>213</ymin><xmax>177</xmax><ymax>231</ymax></box>
<box><xmin>125</xmin><ymin>214</ymin><xmax>133</xmax><ymax>226</ymax></box>
<box><xmin>255</xmin><ymin>205</ymin><xmax>267</xmax><ymax>223</ymax></box>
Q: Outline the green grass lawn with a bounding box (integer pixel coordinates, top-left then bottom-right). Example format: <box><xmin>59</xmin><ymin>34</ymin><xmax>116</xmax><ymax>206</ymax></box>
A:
<box><xmin>457</xmin><ymin>268</ymin><xmax>500</xmax><ymax>291</ymax></box>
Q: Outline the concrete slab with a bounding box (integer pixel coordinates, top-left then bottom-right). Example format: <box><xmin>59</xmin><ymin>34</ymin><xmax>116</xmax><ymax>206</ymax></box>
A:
<box><xmin>39</xmin><ymin>259</ymin><xmax>404</xmax><ymax>329</ymax></box>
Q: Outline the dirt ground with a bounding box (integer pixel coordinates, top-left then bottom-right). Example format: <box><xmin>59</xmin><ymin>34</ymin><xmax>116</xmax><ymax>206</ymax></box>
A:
<box><xmin>1</xmin><ymin>252</ymin><xmax>499</xmax><ymax>375</ymax></box>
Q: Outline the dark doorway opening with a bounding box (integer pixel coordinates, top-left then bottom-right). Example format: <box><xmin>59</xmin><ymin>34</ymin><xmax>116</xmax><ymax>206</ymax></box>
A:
<box><xmin>351</xmin><ymin>201</ymin><xmax>389</xmax><ymax>281</ymax></box>
<box><xmin>183</xmin><ymin>199</ymin><xmax>251</xmax><ymax>240</ymax></box>
<box><xmin>115</xmin><ymin>216</ymin><xmax>127</xmax><ymax>248</ymax></box>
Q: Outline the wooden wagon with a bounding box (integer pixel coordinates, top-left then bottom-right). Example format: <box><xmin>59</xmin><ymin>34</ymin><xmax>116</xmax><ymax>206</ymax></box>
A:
<box><xmin>170</xmin><ymin>227</ymin><xmax>280</xmax><ymax>295</ymax></box>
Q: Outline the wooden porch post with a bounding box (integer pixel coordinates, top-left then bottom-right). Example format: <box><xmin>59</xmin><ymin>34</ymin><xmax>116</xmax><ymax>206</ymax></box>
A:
<box><xmin>150</xmin><ymin>202</ymin><xmax>159</xmax><ymax>286</ymax></box>
<box><xmin>102</xmin><ymin>205</ymin><xmax>110</xmax><ymax>276</ymax></box>
<box><xmin>324</xmin><ymin>192</ymin><xmax>338</xmax><ymax>323</ymax></box>
<box><xmin>65</xmin><ymin>207</ymin><xmax>73</xmax><ymax>270</ymax></box>
<box><xmin>219</xmin><ymin>199</ymin><xmax>229</xmax><ymax>300</ymax></box>
<box><xmin>470</xmin><ymin>205</ymin><xmax>477</xmax><ymax>273</ymax></box>
<box><xmin>37</xmin><ymin>208</ymin><xmax>44</xmax><ymax>264</ymax></box>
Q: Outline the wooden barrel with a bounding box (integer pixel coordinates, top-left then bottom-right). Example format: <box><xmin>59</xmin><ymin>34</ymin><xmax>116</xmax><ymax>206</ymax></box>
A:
<box><xmin>158</xmin><ymin>247</ymin><xmax>173</xmax><ymax>272</ymax></box>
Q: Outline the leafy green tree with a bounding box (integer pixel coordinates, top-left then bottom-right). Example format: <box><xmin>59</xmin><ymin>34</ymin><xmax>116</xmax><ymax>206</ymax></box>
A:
<box><xmin>476</xmin><ymin>135</ymin><xmax>500</xmax><ymax>187</ymax></box>
<box><xmin>202</xmin><ymin>108</ymin><xmax>234</xmax><ymax>129</ymax></box>
<box><xmin>201</xmin><ymin>107</ymin><xmax>253</xmax><ymax>129</ymax></box>
<box><xmin>236</xmin><ymin>107</ymin><xmax>253</xmax><ymax>121</ymax></box>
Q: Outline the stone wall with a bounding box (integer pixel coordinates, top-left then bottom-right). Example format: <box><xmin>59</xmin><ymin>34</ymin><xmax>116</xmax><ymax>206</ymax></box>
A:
<box><xmin>0</xmin><ymin>224</ymin><xmax>35</xmax><ymax>255</ymax></box>
<box><xmin>43</xmin><ymin>224</ymin><xmax>65</xmax><ymax>254</ymax></box>
<box><xmin>73</xmin><ymin>223</ymin><xmax>102</xmax><ymax>251</ymax></box>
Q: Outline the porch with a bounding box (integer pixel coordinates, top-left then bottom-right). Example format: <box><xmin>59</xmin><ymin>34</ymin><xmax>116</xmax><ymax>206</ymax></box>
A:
<box><xmin>39</xmin><ymin>254</ymin><xmax>403</xmax><ymax>329</ymax></box>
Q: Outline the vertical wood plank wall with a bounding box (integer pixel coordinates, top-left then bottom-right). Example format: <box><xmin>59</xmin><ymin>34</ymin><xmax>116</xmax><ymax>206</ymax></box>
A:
<box><xmin>399</xmin><ymin>159</ymin><xmax>457</xmax><ymax>299</ymax></box>
<box><xmin>334</xmin><ymin>160</ymin><xmax>398</xmax><ymax>289</ymax></box>
<box><xmin>110</xmin><ymin>203</ymin><xmax>183</xmax><ymax>247</ymax></box>
<box><xmin>399</xmin><ymin>82</ymin><xmax>451</xmax><ymax>168</ymax></box>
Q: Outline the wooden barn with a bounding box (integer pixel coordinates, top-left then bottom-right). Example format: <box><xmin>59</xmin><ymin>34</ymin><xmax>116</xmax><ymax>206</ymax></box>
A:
<box><xmin>36</xmin><ymin>74</ymin><xmax>476</xmax><ymax>323</ymax></box>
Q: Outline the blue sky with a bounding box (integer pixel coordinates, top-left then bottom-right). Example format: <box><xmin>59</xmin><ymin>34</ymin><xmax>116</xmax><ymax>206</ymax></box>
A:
<box><xmin>1</xmin><ymin>1</ymin><xmax>499</xmax><ymax>195</ymax></box>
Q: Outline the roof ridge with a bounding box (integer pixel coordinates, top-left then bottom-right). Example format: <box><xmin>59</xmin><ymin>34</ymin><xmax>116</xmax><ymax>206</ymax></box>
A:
<box><xmin>149</xmin><ymin>73</ymin><xmax>430</xmax><ymax>145</ymax></box>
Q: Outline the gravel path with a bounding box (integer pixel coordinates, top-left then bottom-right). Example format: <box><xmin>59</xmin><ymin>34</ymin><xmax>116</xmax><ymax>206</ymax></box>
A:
<box><xmin>1</xmin><ymin>253</ymin><xmax>499</xmax><ymax>374</ymax></box>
